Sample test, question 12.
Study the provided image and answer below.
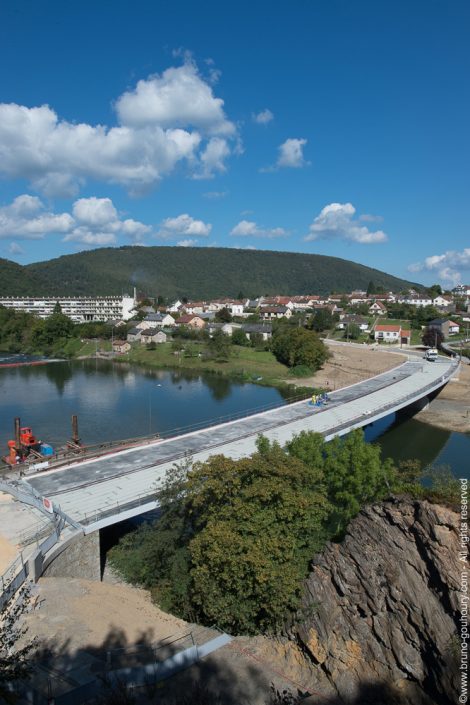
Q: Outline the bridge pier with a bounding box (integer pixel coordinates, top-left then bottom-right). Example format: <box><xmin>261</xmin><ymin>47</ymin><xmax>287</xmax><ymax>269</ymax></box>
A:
<box><xmin>42</xmin><ymin>530</ymin><xmax>102</xmax><ymax>581</ymax></box>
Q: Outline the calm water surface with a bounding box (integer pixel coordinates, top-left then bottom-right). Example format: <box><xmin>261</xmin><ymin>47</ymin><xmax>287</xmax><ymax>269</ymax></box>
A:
<box><xmin>0</xmin><ymin>358</ymin><xmax>291</xmax><ymax>448</ymax></box>
<box><xmin>0</xmin><ymin>357</ymin><xmax>468</xmax><ymax>476</ymax></box>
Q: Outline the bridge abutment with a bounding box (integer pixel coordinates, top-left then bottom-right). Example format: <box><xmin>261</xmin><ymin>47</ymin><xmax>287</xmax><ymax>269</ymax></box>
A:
<box><xmin>42</xmin><ymin>530</ymin><xmax>102</xmax><ymax>581</ymax></box>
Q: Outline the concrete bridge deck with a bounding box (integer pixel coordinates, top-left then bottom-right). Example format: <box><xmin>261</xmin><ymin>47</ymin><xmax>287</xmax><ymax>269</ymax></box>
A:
<box><xmin>24</xmin><ymin>355</ymin><xmax>457</xmax><ymax>528</ymax></box>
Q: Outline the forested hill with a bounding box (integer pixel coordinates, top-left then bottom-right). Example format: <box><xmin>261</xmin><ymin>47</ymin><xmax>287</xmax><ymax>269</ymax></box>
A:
<box><xmin>0</xmin><ymin>247</ymin><xmax>419</xmax><ymax>299</ymax></box>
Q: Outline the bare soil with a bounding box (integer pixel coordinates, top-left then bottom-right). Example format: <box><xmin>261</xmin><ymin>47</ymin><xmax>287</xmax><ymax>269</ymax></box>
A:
<box><xmin>301</xmin><ymin>342</ymin><xmax>405</xmax><ymax>390</ymax></box>
<box><xmin>416</xmin><ymin>362</ymin><xmax>470</xmax><ymax>432</ymax></box>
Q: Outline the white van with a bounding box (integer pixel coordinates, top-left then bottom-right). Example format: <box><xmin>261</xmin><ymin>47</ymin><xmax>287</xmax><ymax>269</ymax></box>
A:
<box><xmin>424</xmin><ymin>348</ymin><xmax>438</xmax><ymax>361</ymax></box>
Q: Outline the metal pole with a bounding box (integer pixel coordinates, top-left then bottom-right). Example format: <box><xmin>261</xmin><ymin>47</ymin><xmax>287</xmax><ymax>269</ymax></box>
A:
<box><xmin>14</xmin><ymin>417</ymin><xmax>21</xmax><ymax>453</ymax></box>
<box><xmin>72</xmin><ymin>415</ymin><xmax>79</xmax><ymax>444</ymax></box>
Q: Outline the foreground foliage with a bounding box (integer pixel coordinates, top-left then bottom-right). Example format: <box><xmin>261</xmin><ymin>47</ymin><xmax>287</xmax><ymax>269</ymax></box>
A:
<box><xmin>110</xmin><ymin>430</ymin><xmax>412</xmax><ymax>634</ymax></box>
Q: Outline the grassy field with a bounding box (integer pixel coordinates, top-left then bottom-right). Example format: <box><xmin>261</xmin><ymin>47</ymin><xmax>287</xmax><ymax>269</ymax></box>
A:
<box><xmin>119</xmin><ymin>342</ymin><xmax>315</xmax><ymax>392</ymax></box>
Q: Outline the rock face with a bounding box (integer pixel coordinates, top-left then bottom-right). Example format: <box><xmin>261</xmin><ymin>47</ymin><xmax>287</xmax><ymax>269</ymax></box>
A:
<box><xmin>290</xmin><ymin>499</ymin><xmax>462</xmax><ymax>704</ymax></box>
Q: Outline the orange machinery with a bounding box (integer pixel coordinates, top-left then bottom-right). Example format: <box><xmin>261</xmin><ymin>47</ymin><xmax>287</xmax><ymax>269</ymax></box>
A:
<box><xmin>6</xmin><ymin>419</ymin><xmax>42</xmax><ymax>465</ymax></box>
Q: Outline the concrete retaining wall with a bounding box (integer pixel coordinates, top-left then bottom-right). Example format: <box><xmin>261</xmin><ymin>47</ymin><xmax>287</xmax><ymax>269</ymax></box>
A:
<box><xmin>43</xmin><ymin>531</ymin><xmax>101</xmax><ymax>581</ymax></box>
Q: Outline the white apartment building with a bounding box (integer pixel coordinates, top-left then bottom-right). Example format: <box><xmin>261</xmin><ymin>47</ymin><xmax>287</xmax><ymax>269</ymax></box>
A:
<box><xmin>0</xmin><ymin>293</ymin><xmax>136</xmax><ymax>323</ymax></box>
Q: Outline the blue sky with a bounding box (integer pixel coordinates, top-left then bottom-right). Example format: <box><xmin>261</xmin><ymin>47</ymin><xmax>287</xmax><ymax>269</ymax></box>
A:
<box><xmin>0</xmin><ymin>0</ymin><xmax>469</xmax><ymax>287</ymax></box>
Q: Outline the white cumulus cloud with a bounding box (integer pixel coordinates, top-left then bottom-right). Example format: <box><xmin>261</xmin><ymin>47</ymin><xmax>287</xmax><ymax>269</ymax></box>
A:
<box><xmin>260</xmin><ymin>137</ymin><xmax>309</xmax><ymax>172</ymax></box>
<box><xmin>304</xmin><ymin>203</ymin><xmax>388</xmax><ymax>244</ymax></box>
<box><xmin>116</xmin><ymin>61</ymin><xmax>235</xmax><ymax>136</ymax></box>
<box><xmin>230</xmin><ymin>220</ymin><xmax>287</xmax><ymax>238</ymax></box>
<box><xmin>0</xmin><ymin>194</ymin><xmax>151</xmax><ymax>247</ymax></box>
<box><xmin>277</xmin><ymin>138</ymin><xmax>308</xmax><ymax>168</ymax></box>
<box><xmin>156</xmin><ymin>213</ymin><xmax>212</xmax><ymax>240</ymax></box>
<box><xmin>408</xmin><ymin>248</ymin><xmax>470</xmax><ymax>286</ymax></box>
<box><xmin>253</xmin><ymin>109</ymin><xmax>274</xmax><ymax>125</ymax></box>
<box><xmin>0</xmin><ymin>61</ymin><xmax>238</xmax><ymax>196</ymax></box>
<box><xmin>0</xmin><ymin>195</ymin><xmax>74</xmax><ymax>238</ymax></box>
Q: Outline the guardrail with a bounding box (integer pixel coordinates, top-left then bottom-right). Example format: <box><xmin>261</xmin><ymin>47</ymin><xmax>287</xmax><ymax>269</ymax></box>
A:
<box><xmin>76</xmin><ymin>359</ymin><xmax>459</xmax><ymax>531</ymax></box>
<box><xmin>16</xmin><ymin>389</ymin><xmax>314</xmax><ymax>475</ymax></box>
<box><xmin>0</xmin><ymin>480</ymin><xmax>83</xmax><ymax>609</ymax></box>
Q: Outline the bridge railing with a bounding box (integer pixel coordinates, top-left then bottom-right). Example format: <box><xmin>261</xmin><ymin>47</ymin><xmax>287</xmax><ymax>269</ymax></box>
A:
<box><xmin>16</xmin><ymin>389</ymin><xmax>314</xmax><ymax>476</ymax></box>
<box><xmin>78</xmin><ymin>359</ymin><xmax>459</xmax><ymax>529</ymax></box>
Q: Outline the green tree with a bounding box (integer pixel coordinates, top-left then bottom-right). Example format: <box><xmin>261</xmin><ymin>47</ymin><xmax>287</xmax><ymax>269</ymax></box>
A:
<box><xmin>53</xmin><ymin>300</ymin><xmax>62</xmax><ymax>314</ymax></box>
<box><xmin>42</xmin><ymin>312</ymin><xmax>74</xmax><ymax>343</ymax></box>
<box><xmin>185</xmin><ymin>447</ymin><xmax>330</xmax><ymax>632</ymax></box>
<box><xmin>310</xmin><ymin>308</ymin><xmax>335</xmax><ymax>332</ymax></box>
<box><xmin>344</xmin><ymin>323</ymin><xmax>361</xmax><ymax>340</ymax></box>
<box><xmin>207</xmin><ymin>329</ymin><xmax>232</xmax><ymax>361</ymax></box>
<box><xmin>272</xmin><ymin>328</ymin><xmax>328</xmax><ymax>370</ymax></box>
<box><xmin>215</xmin><ymin>307</ymin><xmax>232</xmax><ymax>323</ymax></box>
<box><xmin>286</xmin><ymin>430</ymin><xmax>394</xmax><ymax>535</ymax></box>
<box><xmin>231</xmin><ymin>328</ymin><xmax>250</xmax><ymax>346</ymax></box>
<box><xmin>366</xmin><ymin>281</ymin><xmax>376</xmax><ymax>296</ymax></box>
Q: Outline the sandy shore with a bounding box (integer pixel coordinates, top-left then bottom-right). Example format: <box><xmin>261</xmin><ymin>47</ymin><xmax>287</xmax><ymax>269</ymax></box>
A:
<box><xmin>416</xmin><ymin>362</ymin><xmax>470</xmax><ymax>433</ymax></box>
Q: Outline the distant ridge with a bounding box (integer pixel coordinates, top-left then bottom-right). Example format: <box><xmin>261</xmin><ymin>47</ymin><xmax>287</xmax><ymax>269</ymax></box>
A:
<box><xmin>0</xmin><ymin>246</ymin><xmax>420</xmax><ymax>299</ymax></box>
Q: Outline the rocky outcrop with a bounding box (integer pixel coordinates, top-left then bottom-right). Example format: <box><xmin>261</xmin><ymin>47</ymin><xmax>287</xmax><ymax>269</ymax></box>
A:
<box><xmin>289</xmin><ymin>499</ymin><xmax>462</xmax><ymax>704</ymax></box>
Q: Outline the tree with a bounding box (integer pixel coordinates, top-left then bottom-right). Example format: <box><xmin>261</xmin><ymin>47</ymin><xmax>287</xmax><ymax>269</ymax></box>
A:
<box><xmin>427</xmin><ymin>283</ymin><xmax>442</xmax><ymax>298</ymax></box>
<box><xmin>180</xmin><ymin>445</ymin><xmax>329</xmax><ymax>632</ymax></box>
<box><xmin>286</xmin><ymin>430</ymin><xmax>394</xmax><ymax>535</ymax></box>
<box><xmin>215</xmin><ymin>307</ymin><xmax>232</xmax><ymax>323</ymax></box>
<box><xmin>344</xmin><ymin>323</ymin><xmax>361</xmax><ymax>340</ymax></box>
<box><xmin>422</xmin><ymin>326</ymin><xmax>444</xmax><ymax>348</ymax></box>
<box><xmin>310</xmin><ymin>309</ymin><xmax>334</xmax><ymax>332</ymax></box>
<box><xmin>231</xmin><ymin>328</ymin><xmax>250</xmax><ymax>346</ymax></box>
<box><xmin>53</xmin><ymin>300</ymin><xmax>62</xmax><ymax>314</ymax></box>
<box><xmin>206</xmin><ymin>330</ymin><xmax>232</xmax><ymax>361</ymax></box>
<box><xmin>366</xmin><ymin>281</ymin><xmax>376</xmax><ymax>296</ymax></box>
<box><xmin>271</xmin><ymin>328</ymin><xmax>328</xmax><ymax>371</ymax></box>
<box><xmin>109</xmin><ymin>430</ymin><xmax>400</xmax><ymax>635</ymax></box>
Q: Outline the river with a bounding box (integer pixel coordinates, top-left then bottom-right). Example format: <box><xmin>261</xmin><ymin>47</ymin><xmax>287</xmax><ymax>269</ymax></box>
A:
<box><xmin>0</xmin><ymin>357</ymin><xmax>468</xmax><ymax>477</ymax></box>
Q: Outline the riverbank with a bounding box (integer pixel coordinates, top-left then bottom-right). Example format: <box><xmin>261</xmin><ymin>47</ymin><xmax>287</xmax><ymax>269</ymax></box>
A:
<box><xmin>416</xmin><ymin>362</ymin><xmax>470</xmax><ymax>433</ymax></box>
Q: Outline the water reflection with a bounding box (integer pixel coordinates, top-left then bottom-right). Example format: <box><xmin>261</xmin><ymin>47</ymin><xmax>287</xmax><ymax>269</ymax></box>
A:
<box><xmin>0</xmin><ymin>360</ymin><xmax>287</xmax><ymax>448</ymax></box>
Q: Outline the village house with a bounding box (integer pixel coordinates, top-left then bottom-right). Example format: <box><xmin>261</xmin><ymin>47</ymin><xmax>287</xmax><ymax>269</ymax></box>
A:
<box><xmin>136</xmin><ymin>313</ymin><xmax>175</xmax><ymax>330</ymax></box>
<box><xmin>259</xmin><ymin>306</ymin><xmax>292</xmax><ymax>320</ymax></box>
<box><xmin>432</xmin><ymin>295</ymin><xmax>454</xmax><ymax>309</ymax></box>
<box><xmin>175</xmin><ymin>314</ymin><xmax>206</xmax><ymax>329</ymax></box>
<box><xmin>368</xmin><ymin>300</ymin><xmax>387</xmax><ymax>315</ymax></box>
<box><xmin>349</xmin><ymin>294</ymin><xmax>370</xmax><ymax>305</ymax></box>
<box><xmin>167</xmin><ymin>300</ymin><xmax>183</xmax><ymax>313</ymax></box>
<box><xmin>398</xmin><ymin>293</ymin><xmax>433</xmax><ymax>307</ymax></box>
<box><xmin>336</xmin><ymin>315</ymin><xmax>369</xmax><ymax>332</ymax></box>
<box><xmin>112</xmin><ymin>340</ymin><xmax>131</xmax><ymax>354</ymax></box>
<box><xmin>207</xmin><ymin>322</ymin><xmax>235</xmax><ymax>336</ymax></box>
<box><xmin>140</xmin><ymin>329</ymin><xmax>167</xmax><ymax>345</ymax></box>
<box><xmin>428</xmin><ymin>319</ymin><xmax>460</xmax><ymax>337</ymax></box>
<box><xmin>374</xmin><ymin>324</ymin><xmax>411</xmax><ymax>345</ymax></box>
<box><xmin>126</xmin><ymin>326</ymin><xmax>142</xmax><ymax>342</ymax></box>
<box><xmin>241</xmin><ymin>324</ymin><xmax>273</xmax><ymax>341</ymax></box>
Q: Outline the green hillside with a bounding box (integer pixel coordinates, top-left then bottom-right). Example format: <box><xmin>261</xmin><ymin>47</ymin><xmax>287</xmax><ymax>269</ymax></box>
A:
<box><xmin>0</xmin><ymin>246</ymin><xmax>420</xmax><ymax>299</ymax></box>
